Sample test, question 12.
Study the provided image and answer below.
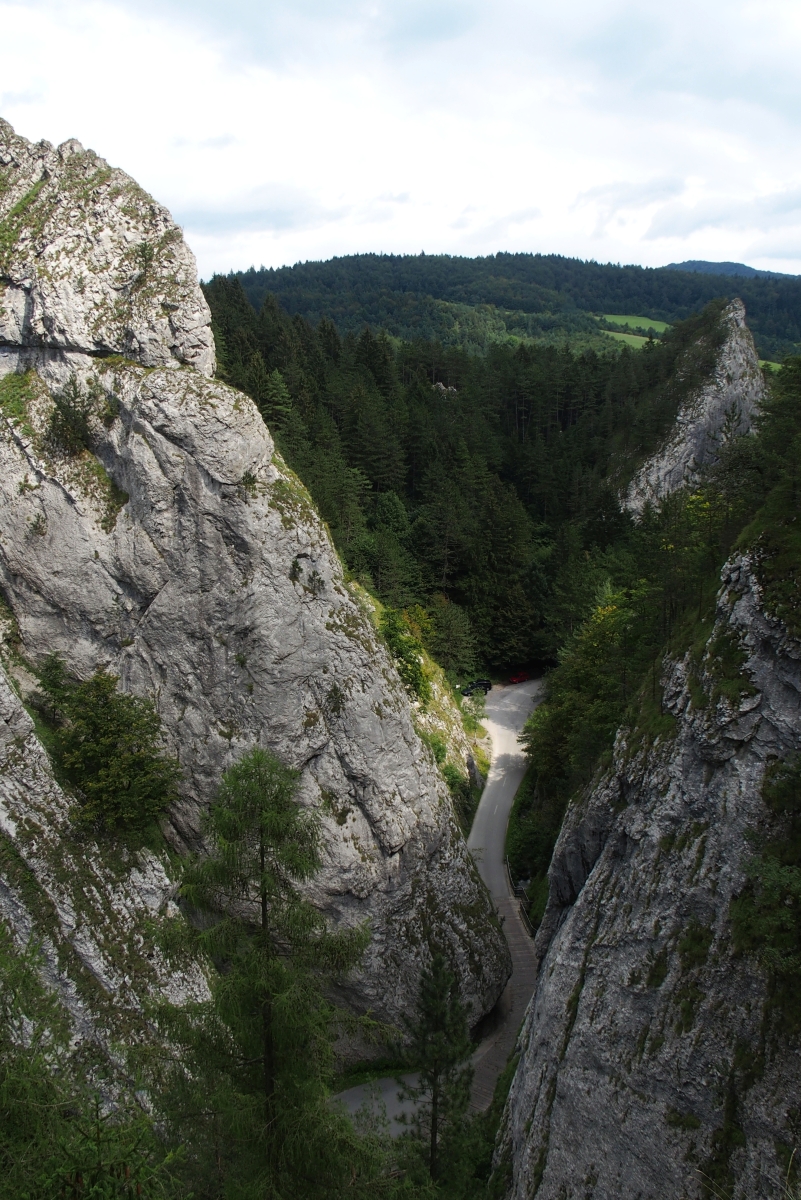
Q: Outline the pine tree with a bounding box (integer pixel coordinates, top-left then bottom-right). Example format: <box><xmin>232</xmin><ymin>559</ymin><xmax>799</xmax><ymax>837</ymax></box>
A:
<box><xmin>398</xmin><ymin>952</ymin><xmax>473</xmax><ymax>1182</ymax></box>
<box><xmin>177</xmin><ymin>747</ymin><xmax>373</xmax><ymax>1198</ymax></box>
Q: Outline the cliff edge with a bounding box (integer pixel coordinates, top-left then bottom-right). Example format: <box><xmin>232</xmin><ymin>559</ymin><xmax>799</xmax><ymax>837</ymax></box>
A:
<box><xmin>497</xmin><ymin>553</ymin><xmax>801</xmax><ymax>1198</ymax></box>
<box><xmin>623</xmin><ymin>300</ymin><xmax>765</xmax><ymax>517</ymax></box>
<box><xmin>0</xmin><ymin>121</ymin><xmax>510</xmax><ymax>1038</ymax></box>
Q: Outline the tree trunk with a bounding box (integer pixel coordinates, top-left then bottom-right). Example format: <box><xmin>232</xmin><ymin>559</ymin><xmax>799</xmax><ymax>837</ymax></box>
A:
<box><xmin>429</xmin><ymin>1078</ymin><xmax>439</xmax><ymax>1180</ymax></box>
<box><xmin>260</xmin><ymin>832</ymin><xmax>275</xmax><ymax>1128</ymax></box>
<box><xmin>263</xmin><ymin>994</ymin><xmax>275</xmax><ymax>1126</ymax></box>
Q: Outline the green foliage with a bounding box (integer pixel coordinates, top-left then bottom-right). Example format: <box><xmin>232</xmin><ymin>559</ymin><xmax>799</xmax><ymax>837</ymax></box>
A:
<box><xmin>0</xmin><ymin>370</ymin><xmax>35</xmax><ymax>429</ymax></box>
<box><xmin>47</xmin><ymin>375</ymin><xmax>93</xmax><ymax>456</ymax></box>
<box><xmin>380</xmin><ymin>607</ymin><xmax>431</xmax><ymax>704</ymax></box>
<box><xmin>505</xmin><ymin>769</ymin><xmax>564</xmax><ymax>932</ymax></box>
<box><xmin>203</xmin><ymin>278</ymin><xmax>740</xmax><ymax>672</ymax></box>
<box><xmin>678</xmin><ymin>920</ymin><xmax>713</xmax><ymax>971</ymax></box>
<box><xmin>0</xmin><ymin>922</ymin><xmax>179</xmax><ymax>1199</ymax></box>
<box><xmin>397</xmin><ymin>952</ymin><xmax>474</xmax><ymax>1184</ymax></box>
<box><xmin>731</xmin><ymin>755</ymin><xmax>801</xmax><ymax>1009</ymax></box>
<box><xmin>739</xmin><ymin>358</ymin><xmax>801</xmax><ymax>638</ymax></box>
<box><xmin>174</xmin><ymin>748</ymin><xmax>377</xmax><ymax>1200</ymax></box>
<box><xmin>231</xmin><ymin>252</ymin><xmax>801</xmax><ymax>361</ymax></box>
<box><xmin>38</xmin><ymin>654</ymin><xmax>180</xmax><ymax>833</ymax></box>
<box><xmin>646</xmin><ymin>948</ymin><xmax>669</xmax><ymax>988</ymax></box>
<box><xmin>425</xmin><ymin>595</ymin><xmax>477</xmax><ymax>678</ymax></box>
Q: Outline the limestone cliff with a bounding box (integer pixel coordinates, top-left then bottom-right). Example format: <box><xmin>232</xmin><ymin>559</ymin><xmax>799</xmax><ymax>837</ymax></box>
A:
<box><xmin>498</xmin><ymin>554</ymin><xmax>801</xmax><ymax>1198</ymax></box>
<box><xmin>623</xmin><ymin>300</ymin><xmax>765</xmax><ymax>516</ymax></box>
<box><xmin>0</xmin><ymin>120</ymin><xmax>510</xmax><ymax>1038</ymax></box>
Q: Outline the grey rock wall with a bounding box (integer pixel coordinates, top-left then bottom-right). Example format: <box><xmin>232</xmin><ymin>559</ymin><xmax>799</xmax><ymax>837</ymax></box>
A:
<box><xmin>497</xmin><ymin>555</ymin><xmax>801</xmax><ymax>1198</ymax></box>
<box><xmin>623</xmin><ymin>301</ymin><xmax>765</xmax><ymax>516</ymax></box>
<box><xmin>0</xmin><ymin>120</ymin><xmax>214</xmax><ymax>375</ymax></box>
<box><xmin>0</xmin><ymin>122</ymin><xmax>510</xmax><ymax>1038</ymax></box>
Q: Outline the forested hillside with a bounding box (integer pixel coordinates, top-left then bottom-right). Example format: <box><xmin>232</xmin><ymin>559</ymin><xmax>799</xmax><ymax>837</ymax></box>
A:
<box><xmin>229</xmin><ymin>253</ymin><xmax>801</xmax><ymax>361</ymax></box>
<box><xmin>204</xmin><ymin>276</ymin><xmax>735</xmax><ymax>674</ymax></box>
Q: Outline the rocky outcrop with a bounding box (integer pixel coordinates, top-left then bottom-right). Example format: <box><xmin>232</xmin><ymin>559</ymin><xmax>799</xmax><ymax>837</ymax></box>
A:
<box><xmin>0</xmin><ymin>121</ymin><xmax>510</xmax><ymax>1038</ymax></box>
<box><xmin>497</xmin><ymin>555</ymin><xmax>801</xmax><ymax>1198</ymax></box>
<box><xmin>0</xmin><ymin>120</ymin><xmax>214</xmax><ymax>375</ymax></box>
<box><xmin>623</xmin><ymin>301</ymin><xmax>765</xmax><ymax>516</ymax></box>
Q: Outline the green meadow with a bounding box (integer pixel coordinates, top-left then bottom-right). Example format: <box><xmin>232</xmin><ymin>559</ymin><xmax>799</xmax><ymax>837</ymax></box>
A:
<box><xmin>603</xmin><ymin>330</ymin><xmax>650</xmax><ymax>348</ymax></box>
<box><xmin>603</xmin><ymin>313</ymin><xmax>671</xmax><ymax>334</ymax></box>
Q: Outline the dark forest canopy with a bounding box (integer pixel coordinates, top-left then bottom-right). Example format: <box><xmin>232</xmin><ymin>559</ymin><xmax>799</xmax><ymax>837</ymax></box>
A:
<box><xmin>227</xmin><ymin>252</ymin><xmax>801</xmax><ymax>361</ymax></box>
<box><xmin>203</xmin><ymin>273</ymin><xmax>734</xmax><ymax>672</ymax></box>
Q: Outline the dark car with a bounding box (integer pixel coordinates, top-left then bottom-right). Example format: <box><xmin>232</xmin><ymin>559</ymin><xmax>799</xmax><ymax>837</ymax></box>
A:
<box><xmin>461</xmin><ymin>679</ymin><xmax>492</xmax><ymax>696</ymax></box>
<box><xmin>509</xmin><ymin>671</ymin><xmax>530</xmax><ymax>684</ymax></box>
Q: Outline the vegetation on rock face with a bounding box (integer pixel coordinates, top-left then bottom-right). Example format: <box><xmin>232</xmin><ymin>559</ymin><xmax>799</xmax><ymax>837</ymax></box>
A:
<box><xmin>510</xmin><ymin>356</ymin><xmax>801</xmax><ymax>926</ymax></box>
<box><xmin>0</xmin><ymin>923</ymin><xmax>181</xmax><ymax>1199</ymax></box>
<box><xmin>38</xmin><ymin>654</ymin><xmax>180</xmax><ymax>832</ymax></box>
<box><xmin>732</xmin><ymin>754</ymin><xmax>801</xmax><ymax>1025</ymax></box>
<box><xmin>47</xmin><ymin>375</ymin><xmax>94</xmax><ymax>457</ymax></box>
<box><xmin>381</xmin><ymin>606</ymin><xmax>432</xmax><ymax>704</ymax></box>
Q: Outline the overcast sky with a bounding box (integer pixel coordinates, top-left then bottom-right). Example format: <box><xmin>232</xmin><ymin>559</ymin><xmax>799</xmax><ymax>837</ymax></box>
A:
<box><xmin>3</xmin><ymin>0</ymin><xmax>801</xmax><ymax>279</ymax></box>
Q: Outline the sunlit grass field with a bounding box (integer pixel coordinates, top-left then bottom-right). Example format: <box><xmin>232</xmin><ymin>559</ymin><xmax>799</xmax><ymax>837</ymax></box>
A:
<box><xmin>603</xmin><ymin>330</ymin><xmax>650</xmax><ymax>348</ymax></box>
<box><xmin>603</xmin><ymin>313</ymin><xmax>671</xmax><ymax>334</ymax></box>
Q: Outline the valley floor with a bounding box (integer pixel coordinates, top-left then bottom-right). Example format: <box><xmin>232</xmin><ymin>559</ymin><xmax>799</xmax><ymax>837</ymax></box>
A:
<box><xmin>336</xmin><ymin>679</ymin><xmax>542</xmax><ymax>1128</ymax></box>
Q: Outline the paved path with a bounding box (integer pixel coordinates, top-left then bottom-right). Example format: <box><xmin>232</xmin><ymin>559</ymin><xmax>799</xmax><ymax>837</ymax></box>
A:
<box><xmin>467</xmin><ymin>679</ymin><xmax>542</xmax><ymax>1110</ymax></box>
<box><xmin>336</xmin><ymin>680</ymin><xmax>543</xmax><ymax>1129</ymax></box>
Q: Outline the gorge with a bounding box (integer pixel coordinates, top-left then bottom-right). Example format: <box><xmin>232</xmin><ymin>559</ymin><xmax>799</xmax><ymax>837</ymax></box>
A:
<box><xmin>1</xmin><ymin>118</ymin><xmax>800</xmax><ymax>1200</ymax></box>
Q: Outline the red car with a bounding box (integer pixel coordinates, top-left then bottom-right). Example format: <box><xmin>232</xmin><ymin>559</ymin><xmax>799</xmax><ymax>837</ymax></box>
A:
<box><xmin>509</xmin><ymin>671</ymin><xmax>530</xmax><ymax>684</ymax></box>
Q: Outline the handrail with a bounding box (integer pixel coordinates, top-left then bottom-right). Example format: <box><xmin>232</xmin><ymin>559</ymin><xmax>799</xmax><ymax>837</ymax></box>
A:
<box><xmin>506</xmin><ymin>856</ymin><xmax>535</xmax><ymax>938</ymax></box>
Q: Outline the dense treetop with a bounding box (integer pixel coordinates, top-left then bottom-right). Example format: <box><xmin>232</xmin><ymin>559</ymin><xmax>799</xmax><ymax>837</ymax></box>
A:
<box><xmin>203</xmin><ymin>273</ymin><xmax>731</xmax><ymax>671</ymax></box>
<box><xmin>228</xmin><ymin>253</ymin><xmax>801</xmax><ymax>360</ymax></box>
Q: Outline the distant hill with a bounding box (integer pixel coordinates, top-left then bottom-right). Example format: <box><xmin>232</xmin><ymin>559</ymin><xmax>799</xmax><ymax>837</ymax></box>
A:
<box><xmin>665</xmin><ymin>259</ymin><xmax>799</xmax><ymax>281</ymax></box>
<box><xmin>228</xmin><ymin>252</ymin><xmax>801</xmax><ymax>361</ymax></box>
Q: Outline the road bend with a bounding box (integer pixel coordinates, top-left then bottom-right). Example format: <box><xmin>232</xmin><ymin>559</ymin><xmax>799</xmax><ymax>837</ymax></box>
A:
<box><xmin>335</xmin><ymin>679</ymin><xmax>543</xmax><ymax>1129</ymax></box>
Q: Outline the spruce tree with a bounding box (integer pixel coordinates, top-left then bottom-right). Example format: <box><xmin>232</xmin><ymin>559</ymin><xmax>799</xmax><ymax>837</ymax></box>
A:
<box><xmin>398</xmin><ymin>952</ymin><xmax>473</xmax><ymax>1182</ymax></box>
<box><xmin>177</xmin><ymin>747</ymin><xmax>373</xmax><ymax>1198</ymax></box>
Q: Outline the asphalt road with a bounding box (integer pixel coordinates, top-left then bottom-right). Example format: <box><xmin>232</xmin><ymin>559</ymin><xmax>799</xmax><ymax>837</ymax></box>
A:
<box><xmin>335</xmin><ymin>679</ymin><xmax>543</xmax><ymax>1131</ymax></box>
<box><xmin>468</xmin><ymin>679</ymin><xmax>544</xmax><ymax>897</ymax></box>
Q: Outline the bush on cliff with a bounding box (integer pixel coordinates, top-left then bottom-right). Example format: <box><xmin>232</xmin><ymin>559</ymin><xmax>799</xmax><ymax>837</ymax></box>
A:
<box><xmin>38</xmin><ymin>654</ymin><xmax>180</xmax><ymax>833</ymax></box>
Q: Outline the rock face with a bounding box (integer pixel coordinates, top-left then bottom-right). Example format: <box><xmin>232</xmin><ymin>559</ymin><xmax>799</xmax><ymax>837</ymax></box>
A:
<box><xmin>623</xmin><ymin>301</ymin><xmax>765</xmax><ymax>516</ymax></box>
<box><xmin>0</xmin><ymin>120</ymin><xmax>214</xmax><ymax>375</ymax></box>
<box><xmin>0</xmin><ymin>659</ymin><xmax>210</xmax><ymax>1060</ymax></box>
<box><xmin>0</xmin><ymin>121</ymin><xmax>510</xmax><ymax>1036</ymax></box>
<box><xmin>498</xmin><ymin>555</ymin><xmax>801</xmax><ymax>1198</ymax></box>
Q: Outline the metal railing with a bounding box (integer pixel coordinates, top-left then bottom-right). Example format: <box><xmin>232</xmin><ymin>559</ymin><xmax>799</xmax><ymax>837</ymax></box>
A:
<box><xmin>505</xmin><ymin>857</ymin><xmax>535</xmax><ymax>938</ymax></box>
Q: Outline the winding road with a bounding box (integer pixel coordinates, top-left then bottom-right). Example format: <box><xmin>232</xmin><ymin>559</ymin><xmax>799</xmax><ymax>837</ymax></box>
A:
<box><xmin>336</xmin><ymin>679</ymin><xmax>543</xmax><ymax>1128</ymax></box>
<box><xmin>467</xmin><ymin>678</ymin><xmax>542</xmax><ymax>1109</ymax></box>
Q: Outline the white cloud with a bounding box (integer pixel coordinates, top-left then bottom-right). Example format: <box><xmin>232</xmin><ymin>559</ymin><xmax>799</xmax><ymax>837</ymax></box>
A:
<box><xmin>2</xmin><ymin>0</ymin><xmax>801</xmax><ymax>277</ymax></box>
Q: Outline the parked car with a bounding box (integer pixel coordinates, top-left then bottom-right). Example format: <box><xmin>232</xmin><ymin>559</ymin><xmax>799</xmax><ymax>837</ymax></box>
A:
<box><xmin>460</xmin><ymin>679</ymin><xmax>492</xmax><ymax>696</ymax></box>
<box><xmin>509</xmin><ymin>671</ymin><xmax>530</xmax><ymax>684</ymax></box>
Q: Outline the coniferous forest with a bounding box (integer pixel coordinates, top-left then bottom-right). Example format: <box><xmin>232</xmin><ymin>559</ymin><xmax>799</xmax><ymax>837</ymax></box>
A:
<box><xmin>231</xmin><ymin>253</ymin><xmax>801</xmax><ymax>361</ymax></box>
<box><xmin>203</xmin><ymin>276</ymin><xmax>731</xmax><ymax>675</ymax></box>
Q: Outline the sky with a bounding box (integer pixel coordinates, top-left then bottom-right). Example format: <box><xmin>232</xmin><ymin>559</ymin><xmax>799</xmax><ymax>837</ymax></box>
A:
<box><xmin>2</xmin><ymin>0</ymin><xmax>801</xmax><ymax>280</ymax></box>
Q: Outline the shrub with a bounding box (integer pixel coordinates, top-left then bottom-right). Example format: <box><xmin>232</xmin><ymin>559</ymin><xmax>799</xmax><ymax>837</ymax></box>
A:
<box><xmin>47</xmin><ymin>376</ymin><xmax>93</xmax><ymax>456</ymax></box>
<box><xmin>39</xmin><ymin>654</ymin><xmax>180</xmax><ymax>833</ymax></box>
<box><xmin>731</xmin><ymin>755</ymin><xmax>801</xmax><ymax>1026</ymax></box>
<box><xmin>380</xmin><ymin>607</ymin><xmax>431</xmax><ymax>704</ymax></box>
